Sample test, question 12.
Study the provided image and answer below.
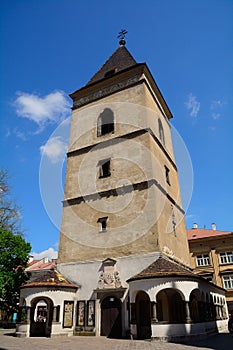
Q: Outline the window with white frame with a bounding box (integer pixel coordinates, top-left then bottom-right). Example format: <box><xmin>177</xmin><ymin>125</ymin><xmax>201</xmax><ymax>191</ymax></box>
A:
<box><xmin>222</xmin><ymin>275</ymin><xmax>233</xmax><ymax>289</ymax></box>
<box><xmin>196</xmin><ymin>254</ymin><xmax>210</xmax><ymax>266</ymax></box>
<box><xmin>219</xmin><ymin>251</ymin><xmax>233</xmax><ymax>264</ymax></box>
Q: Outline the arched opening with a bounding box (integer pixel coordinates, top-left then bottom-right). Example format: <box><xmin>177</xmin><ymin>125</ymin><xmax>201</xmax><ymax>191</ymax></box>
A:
<box><xmin>101</xmin><ymin>296</ymin><xmax>122</xmax><ymax>338</ymax></box>
<box><xmin>210</xmin><ymin>294</ymin><xmax>216</xmax><ymax>320</ymax></box>
<box><xmin>189</xmin><ymin>289</ymin><xmax>201</xmax><ymax>322</ymax></box>
<box><xmin>30</xmin><ymin>297</ymin><xmax>53</xmax><ymax>337</ymax></box>
<box><xmin>205</xmin><ymin>293</ymin><xmax>210</xmax><ymax>321</ymax></box>
<box><xmin>157</xmin><ymin>288</ymin><xmax>185</xmax><ymax>323</ymax></box>
<box><xmin>135</xmin><ymin>291</ymin><xmax>151</xmax><ymax>339</ymax></box>
<box><xmin>158</xmin><ymin>118</ymin><xmax>165</xmax><ymax>146</ymax></box>
<box><xmin>97</xmin><ymin>108</ymin><xmax>114</xmax><ymax>136</ymax></box>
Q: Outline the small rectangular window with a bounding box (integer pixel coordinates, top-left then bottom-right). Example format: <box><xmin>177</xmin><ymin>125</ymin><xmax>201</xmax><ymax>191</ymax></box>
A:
<box><xmin>196</xmin><ymin>254</ymin><xmax>210</xmax><ymax>266</ymax></box>
<box><xmin>219</xmin><ymin>251</ymin><xmax>233</xmax><ymax>264</ymax></box>
<box><xmin>98</xmin><ymin>217</ymin><xmax>108</xmax><ymax>232</ymax></box>
<box><xmin>223</xmin><ymin>275</ymin><xmax>233</xmax><ymax>289</ymax></box>
<box><xmin>165</xmin><ymin>166</ymin><xmax>171</xmax><ymax>185</ymax></box>
<box><xmin>99</xmin><ymin>159</ymin><xmax>111</xmax><ymax>178</ymax></box>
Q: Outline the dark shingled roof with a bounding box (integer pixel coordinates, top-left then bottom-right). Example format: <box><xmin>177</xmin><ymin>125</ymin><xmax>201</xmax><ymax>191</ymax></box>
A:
<box><xmin>127</xmin><ymin>256</ymin><xmax>194</xmax><ymax>282</ymax></box>
<box><xmin>21</xmin><ymin>269</ymin><xmax>78</xmax><ymax>289</ymax></box>
<box><xmin>86</xmin><ymin>45</ymin><xmax>137</xmax><ymax>85</ymax></box>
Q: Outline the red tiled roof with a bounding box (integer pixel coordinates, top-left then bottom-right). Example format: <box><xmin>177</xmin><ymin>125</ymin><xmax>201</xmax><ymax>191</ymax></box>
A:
<box><xmin>26</xmin><ymin>261</ymin><xmax>56</xmax><ymax>271</ymax></box>
<box><xmin>127</xmin><ymin>256</ymin><xmax>195</xmax><ymax>282</ymax></box>
<box><xmin>28</xmin><ymin>259</ymin><xmax>40</xmax><ymax>266</ymax></box>
<box><xmin>187</xmin><ymin>228</ymin><xmax>232</xmax><ymax>240</ymax></box>
<box><xmin>86</xmin><ymin>45</ymin><xmax>137</xmax><ymax>85</ymax></box>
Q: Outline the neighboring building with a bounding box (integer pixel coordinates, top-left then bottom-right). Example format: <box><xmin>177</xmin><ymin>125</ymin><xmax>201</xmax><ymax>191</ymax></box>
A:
<box><xmin>187</xmin><ymin>223</ymin><xmax>233</xmax><ymax>313</ymax></box>
<box><xmin>17</xmin><ymin>37</ymin><xmax>228</xmax><ymax>340</ymax></box>
<box><xmin>26</xmin><ymin>257</ymin><xmax>56</xmax><ymax>271</ymax></box>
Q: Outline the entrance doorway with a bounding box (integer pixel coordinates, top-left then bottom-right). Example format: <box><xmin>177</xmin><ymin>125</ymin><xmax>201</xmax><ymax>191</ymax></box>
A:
<box><xmin>30</xmin><ymin>297</ymin><xmax>53</xmax><ymax>337</ymax></box>
<box><xmin>135</xmin><ymin>291</ymin><xmax>151</xmax><ymax>339</ymax></box>
<box><xmin>101</xmin><ymin>296</ymin><xmax>122</xmax><ymax>338</ymax></box>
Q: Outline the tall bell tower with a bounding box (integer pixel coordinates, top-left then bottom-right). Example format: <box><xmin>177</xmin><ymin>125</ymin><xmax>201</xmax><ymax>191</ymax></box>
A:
<box><xmin>58</xmin><ymin>37</ymin><xmax>190</xmax><ymax>267</ymax></box>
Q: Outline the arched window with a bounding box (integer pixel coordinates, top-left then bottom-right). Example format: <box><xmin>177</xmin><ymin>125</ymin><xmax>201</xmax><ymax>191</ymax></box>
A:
<box><xmin>97</xmin><ymin>108</ymin><xmax>114</xmax><ymax>136</ymax></box>
<box><xmin>158</xmin><ymin>118</ymin><xmax>165</xmax><ymax>146</ymax></box>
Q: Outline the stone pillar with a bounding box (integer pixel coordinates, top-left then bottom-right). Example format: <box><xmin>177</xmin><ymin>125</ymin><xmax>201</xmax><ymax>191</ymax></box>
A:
<box><xmin>216</xmin><ymin>305</ymin><xmax>219</xmax><ymax>320</ymax></box>
<box><xmin>151</xmin><ymin>302</ymin><xmax>158</xmax><ymax>323</ymax></box>
<box><xmin>53</xmin><ymin>306</ymin><xmax>57</xmax><ymax>322</ymax></box>
<box><xmin>185</xmin><ymin>301</ymin><xmax>191</xmax><ymax>323</ymax></box>
<box><xmin>26</xmin><ymin>307</ymin><xmax>31</xmax><ymax>323</ymax></box>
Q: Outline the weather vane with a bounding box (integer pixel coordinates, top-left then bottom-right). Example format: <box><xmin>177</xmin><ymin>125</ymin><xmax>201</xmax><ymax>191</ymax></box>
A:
<box><xmin>117</xmin><ymin>29</ymin><xmax>128</xmax><ymax>46</ymax></box>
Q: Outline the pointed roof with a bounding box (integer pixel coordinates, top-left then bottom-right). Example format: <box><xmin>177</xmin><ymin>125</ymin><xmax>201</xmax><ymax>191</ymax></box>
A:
<box><xmin>127</xmin><ymin>256</ymin><xmax>194</xmax><ymax>282</ymax></box>
<box><xmin>86</xmin><ymin>44</ymin><xmax>137</xmax><ymax>85</ymax></box>
<box><xmin>21</xmin><ymin>269</ymin><xmax>78</xmax><ymax>289</ymax></box>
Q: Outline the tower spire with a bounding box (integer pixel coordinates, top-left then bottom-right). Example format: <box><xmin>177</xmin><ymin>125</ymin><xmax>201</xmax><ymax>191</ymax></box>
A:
<box><xmin>117</xmin><ymin>29</ymin><xmax>128</xmax><ymax>46</ymax></box>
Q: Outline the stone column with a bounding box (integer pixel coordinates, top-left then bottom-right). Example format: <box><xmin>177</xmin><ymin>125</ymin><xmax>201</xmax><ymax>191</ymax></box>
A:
<box><xmin>26</xmin><ymin>307</ymin><xmax>31</xmax><ymax>323</ymax></box>
<box><xmin>185</xmin><ymin>301</ymin><xmax>191</xmax><ymax>323</ymax></box>
<box><xmin>53</xmin><ymin>306</ymin><xmax>57</xmax><ymax>322</ymax></box>
<box><xmin>151</xmin><ymin>302</ymin><xmax>158</xmax><ymax>323</ymax></box>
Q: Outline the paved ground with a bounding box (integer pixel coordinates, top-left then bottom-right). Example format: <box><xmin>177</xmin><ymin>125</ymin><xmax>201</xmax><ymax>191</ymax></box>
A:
<box><xmin>0</xmin><ymin>329</ymin><xmax>232</xmax><ymax>350</ymax></box>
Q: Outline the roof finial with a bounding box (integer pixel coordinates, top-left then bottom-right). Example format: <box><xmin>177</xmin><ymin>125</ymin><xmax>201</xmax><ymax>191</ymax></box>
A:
<box><xmin>117</xmin><ymin>29</ymin><xmax>127</xmax><ymax>46</ymax></box>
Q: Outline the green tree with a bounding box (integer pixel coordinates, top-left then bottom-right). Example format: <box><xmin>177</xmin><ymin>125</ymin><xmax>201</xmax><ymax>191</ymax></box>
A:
<box><xmin>0</xmin><ymin>229</ymin><xmax>31</xmax><ymax>319</ymax></box>
<box><xmin>0</xmin><ymin>170</ymin><xmax>31</xmax><ymax>319</ymax></box>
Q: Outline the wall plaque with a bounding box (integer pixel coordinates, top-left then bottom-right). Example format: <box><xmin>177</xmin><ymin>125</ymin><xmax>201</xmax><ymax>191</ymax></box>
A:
<box><xmin>63</xmin><ymin>301</ymin><xmax>74</xmax><ymax>328</ymax></box>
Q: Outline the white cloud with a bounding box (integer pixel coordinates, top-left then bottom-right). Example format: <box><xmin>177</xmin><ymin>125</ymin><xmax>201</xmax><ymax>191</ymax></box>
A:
<box><xmin>212</xmin><ymin>113</ymin><xmax>221</xmax><ymax>120</ymax></box>
<box><xmin>210</xmin><ymin>99</ymin><xmax>225</xmax><ymax>120</ymax></box>
<box><xmin>185</xmin><ymin>93</ymin><xmax>200</xmax><ymax>117</ymax></box>
<box><xmin>15</xmin><ymin>91</ymin><xmax>71</xmax><ymax>126</ymax></box>
<box><xmin>14</xmin><ymin>128</ymin><xmax>27</xmax><ymax>140</ymax></box>
<box><xmin>40</xmin><ymin>136</ymin><xmax>68</xmax><ymax>163</ymax></box>
<box><xmin>31</xmin><ymin>247</ymin><xmax>58</xmax><ymax>260</ymax></box>
<box><xmin>186</xmin><ymin>214</ymin><xmax>196</xmax><ymax>219</ymax></box>
<box><xmin>210</xmin><ymin>99</ymin><xmax>224</xmax><ymax>109</ymax></box>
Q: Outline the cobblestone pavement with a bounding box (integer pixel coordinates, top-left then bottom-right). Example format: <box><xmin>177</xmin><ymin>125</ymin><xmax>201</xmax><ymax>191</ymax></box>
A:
<box><xmin>0</xmin><ymin>329</ymin><xmax>232</xmax><ymax>350</ymax></box>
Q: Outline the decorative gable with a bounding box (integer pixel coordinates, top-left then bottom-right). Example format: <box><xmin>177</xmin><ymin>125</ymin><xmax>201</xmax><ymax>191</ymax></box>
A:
<box><xmin>97</xmin><ymin>258</ymin><xmax>122</xmax><ymax>289</ymax></box>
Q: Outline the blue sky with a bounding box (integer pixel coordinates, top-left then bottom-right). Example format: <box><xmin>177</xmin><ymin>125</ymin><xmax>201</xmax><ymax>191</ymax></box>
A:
<box><xmin>1</xmin><ymin>0</ymin><xmax>232</xmax><ymax>259</ymax></box>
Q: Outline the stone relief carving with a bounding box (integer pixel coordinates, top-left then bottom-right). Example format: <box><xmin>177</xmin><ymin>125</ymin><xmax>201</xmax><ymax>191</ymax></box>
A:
<box><xmin>74</xmin><ymin>75</ymin><xmax>141</xmax><ymax>108</ymax></box>
<box><xmin>104</xmin><ymin>272</ymin><xmax>115</xmax><ymax>286</ymax></box>
<box><xmin>114</xmin><ymin>271</ymin><xmax>122</xmax><ymax>288</ymax></box>
<box><xmin>97</xmin><ymin>259</ymin><xmax>122</xmax><ymax>289</ymax></box>
<box><xmin>97</xmin><ymin>272</ymin><xmax>104</xmax><ymax>289</ymax></box>
<box><xmin>163</xmin><ymin>245</ymin><xmax>174</xmax><ymax>258</ymax></box>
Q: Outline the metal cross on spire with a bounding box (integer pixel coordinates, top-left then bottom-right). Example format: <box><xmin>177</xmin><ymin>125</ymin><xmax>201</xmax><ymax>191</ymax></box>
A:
<box><xmin>117</xmin><ymin>29</ymin><xmax>128</xmax><ymax>46</ymax></box>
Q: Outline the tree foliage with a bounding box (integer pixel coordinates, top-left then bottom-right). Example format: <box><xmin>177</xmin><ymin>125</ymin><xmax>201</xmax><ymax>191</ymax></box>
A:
<box><xmin>0</xmin><ymin>169</ymin><xmax>22</xmax><ymax>234</ymax></box>
<box><xmin>0</xmin><ymin>169</ymin><xmax>31</xmax><ymax>318</ymax></box>
<box><xmin>0</xmin><ymin>229</ymin><xmax>31</xmax><ymax>315</ymax></box>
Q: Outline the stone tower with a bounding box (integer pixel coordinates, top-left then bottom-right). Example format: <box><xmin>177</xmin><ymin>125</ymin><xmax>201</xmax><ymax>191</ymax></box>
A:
<box><xmin>58</xmin><ymin>42</ymin><xmax>190</xmax><ymax>268</ymax></box>
<box><xmin>56</xmin><ymin>40</ymin><xmax>194</xmax><ymax>338</ymax></box>
<box><xmin>59</xmin><ymin>41</ymin><xmax>189</xmax><ymax>265</ymax></box>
